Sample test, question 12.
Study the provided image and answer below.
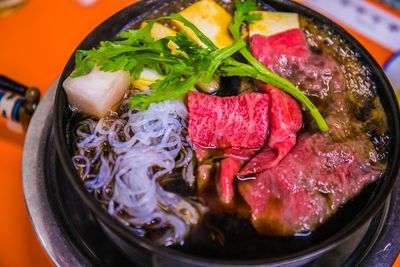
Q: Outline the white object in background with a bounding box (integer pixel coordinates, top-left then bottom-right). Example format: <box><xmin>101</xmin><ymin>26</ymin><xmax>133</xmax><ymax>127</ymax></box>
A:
<box><xmin>0</xmin><ymin>0</ymin><xmax>24</xmax><ymax>9</ymax></box>
<box><xmin>0</xmin><ymin>92</ymin><xmax>24</xmax><ymax>133</ymax></box>
<box><xmin>73</xmin><ymin>0</ymin><xmax>97</xmax><ymax>7</ymax></box>
<box><xmin>302</xmin><ymin>0</ymin><xmax>400</xmax><ymax>51</ymax></box>
<box><xmin>384</xmin><ymin>51</ymin><xmax>400</xmax><ymax>101</ymax></box>
<box><xmin>0</xmin><ymin>92</ymin><xmax>18</xmax><ymax>120</ymax></box>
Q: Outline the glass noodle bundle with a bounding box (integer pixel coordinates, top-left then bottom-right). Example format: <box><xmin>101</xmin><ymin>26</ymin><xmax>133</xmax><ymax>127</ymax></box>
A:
<box><xmin>72</xmin><ymin>99</ymin><xmax>201</xmax><ymax>246</ymax></box>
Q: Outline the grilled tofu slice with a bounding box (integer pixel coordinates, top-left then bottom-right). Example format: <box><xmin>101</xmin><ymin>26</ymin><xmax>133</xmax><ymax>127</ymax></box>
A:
<box><xmin>172</xmin><ymin>0</ymin><xmax>234</xmax><ymax>48</ymax></box>
<box><xmin>249</xmin><ymin>11</ymin><xmax>299</xmax><ymax>37</ymax></box>
<box><xmin>142</xmin><ymin>21</ymin><xmax>178</xmax><ymax>52</ymax></box>
<box><xmin>143</xmin><ymin>21</ymin><xmax>177</xmax><ymax>40</ymax></box>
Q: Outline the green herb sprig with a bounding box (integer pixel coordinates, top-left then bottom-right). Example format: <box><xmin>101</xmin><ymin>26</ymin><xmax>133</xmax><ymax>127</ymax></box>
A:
<box><xmin>71</xmin><ymin>2</ymin><xmax>329</xmax><ymax>132</ymax></box>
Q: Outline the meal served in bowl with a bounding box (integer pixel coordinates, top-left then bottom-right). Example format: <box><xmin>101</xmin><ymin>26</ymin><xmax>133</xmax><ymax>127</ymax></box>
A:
<box><xmin>56</xmin><ymin>0</ymin><xmax>395</xmax><ymax>261</ymax></box>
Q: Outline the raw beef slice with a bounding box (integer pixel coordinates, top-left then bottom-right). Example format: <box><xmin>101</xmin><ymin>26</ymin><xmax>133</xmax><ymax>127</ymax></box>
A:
<box><xmin>238</xmin><ymin>133</ymin><xmax>382</xmax><ymax>236</ymax></box>
<box><xmin>188</xmin><ymin>92</ymin><xmax>270</xmax><ymax>149</ymax></box>
<box><xmin>250</xmin><ymin>28</ymin><xmax>311</xmax><ymax>77</ymax></box>
<box><xmin>239</xmin><ymin>85</ymin><xmax>302</xmax><ymax>176</ymax></box>
<box><xmin>219</xmin><ymin>148</ymin><xmax>257</xmax><ymax>204</ymax></box>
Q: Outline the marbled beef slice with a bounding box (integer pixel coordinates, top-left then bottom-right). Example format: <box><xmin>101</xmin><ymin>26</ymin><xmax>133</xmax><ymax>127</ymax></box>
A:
<box><xmin>238</xmin><ymin>133</ymin><xmax>382</xmax><ymax>236</ymax></box>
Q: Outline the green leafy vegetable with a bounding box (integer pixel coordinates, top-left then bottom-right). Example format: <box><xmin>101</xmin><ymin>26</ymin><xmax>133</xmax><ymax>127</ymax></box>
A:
<box><xmin>131</xmin><ymin>28</ymin><xmax>245</xmax><ymax>109</ymax></box>
<box><xmin>172</xmin><ymin>32</ymin><xmax>207</xmax><ymax>59</ymax></box>
<box><xmin>70</xmin><ymin>4</ymin><xmax>329</xmax><ymax>132</ymax></box>
<box><xmin>229</xmin><ymin>0</ymin><xmax>261</xmax><ymax>40</ymax></box>
<box><xmin>167</xmin><ymin>14</ymin><xmax>217</xmax><ymax>50</ymax></box>
<box><xmin>236</xmin><ymin>0</ymin><xmax>258</xmax><ymax>13</ymax></box>
<box><xmin>236</xmin><ymin>0</ymin><xmax>262</xmax><ymax>23</ymax></box>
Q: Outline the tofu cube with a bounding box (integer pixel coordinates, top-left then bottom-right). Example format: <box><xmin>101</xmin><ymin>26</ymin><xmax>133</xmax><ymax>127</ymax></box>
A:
<box><xmin>63</xmin><ymin>69</ymin><xmax>130</xmax><ymax>118</ymax></box>
<box><xmin>146</xmin><ymin>22</ymin><xmax>177</xmax><ymax>40</ymax></box>
<box><xmin>142</xmin><ymin>21</ymin><xmax>179</xmax><ymax>54</ymax></box>
<box><xmin>172</xmin><ymin>0</ymin><xmax>234</xmax><ymax>48</ymax></box>
<box><xmin>249</xmin><ymin>11</ymin><xmax>299</xmax><ymax>37</ymax></box>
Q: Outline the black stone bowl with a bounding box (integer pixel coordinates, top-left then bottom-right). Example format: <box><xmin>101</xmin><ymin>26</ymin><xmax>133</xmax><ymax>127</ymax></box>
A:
<box><xmin>54</xmin><ymin>0</ymin><xmax>400</xmax><ymax>266</ymax></box>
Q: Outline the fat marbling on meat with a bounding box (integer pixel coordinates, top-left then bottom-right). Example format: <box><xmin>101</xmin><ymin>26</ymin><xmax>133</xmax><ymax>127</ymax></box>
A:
<box><xmin>238</xmin><ymin>28</ymin><xmax>382</xmax><ymax>236</ymax></box>
<box><xmin>188</xmin><ymin>92</ymin><xmax>270</xmax><ymax>149</ymax></box>
<box><xmin>238</xmin><ymin>133</ymin><xmax>382</xmax><ymax>235</ymax></box>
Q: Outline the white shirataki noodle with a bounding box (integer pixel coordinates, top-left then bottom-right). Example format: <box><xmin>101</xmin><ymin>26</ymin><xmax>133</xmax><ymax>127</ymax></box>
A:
<box><xmin>72</xmin><ymin>100</ymin><xmax>200</xmax><ymax>246</ymax></box>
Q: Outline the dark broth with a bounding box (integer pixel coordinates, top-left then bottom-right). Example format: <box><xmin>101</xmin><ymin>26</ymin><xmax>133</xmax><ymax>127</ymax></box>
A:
<box><xmin>69</xmin><ymin>0</ymin><xmax>390</xmax><ymax>261</ymax></box>
<box><xmin>300</xmin><ymin>17</ymin><xmax>389</xmax><ymax>163</ymax></box>
<box><xmin>171</xmin><ymin>3</ymin><xmax>388</xmax><ymax>259</ymax></box>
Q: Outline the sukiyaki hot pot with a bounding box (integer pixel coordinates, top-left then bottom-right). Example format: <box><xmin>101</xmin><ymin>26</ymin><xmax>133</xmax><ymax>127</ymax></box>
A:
<box><xmin>54</xmin><ymin>0</ymin><xmax>400</xmax><ymax>266</ymax></box>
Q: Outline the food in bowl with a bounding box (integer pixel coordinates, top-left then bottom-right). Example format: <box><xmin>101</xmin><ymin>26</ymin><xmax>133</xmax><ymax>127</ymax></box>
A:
<box><xmin>62</xmin><ymin>0</ymin><xmax>389</xmax><ymax>254</ymax></box>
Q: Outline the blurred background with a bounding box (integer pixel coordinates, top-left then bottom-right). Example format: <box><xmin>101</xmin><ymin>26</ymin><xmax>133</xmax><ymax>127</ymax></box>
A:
<box><xmin>0</xmin><ymin>0</ymin><xmax>399</xmax><ymax>266</ymax></box>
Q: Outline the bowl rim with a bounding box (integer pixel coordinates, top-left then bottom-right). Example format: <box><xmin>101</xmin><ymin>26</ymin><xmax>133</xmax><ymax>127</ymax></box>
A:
<box><xmin>53</xmin><ymin>0</ymin><xmax>400</xmax><ymax>265</ymax></box>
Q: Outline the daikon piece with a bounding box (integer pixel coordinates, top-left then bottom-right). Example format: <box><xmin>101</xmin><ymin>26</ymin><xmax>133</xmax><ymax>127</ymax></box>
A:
<box><xmin>63</xmin><ymin>68</ymin><xmax>130</xmax><ymax>118</ymax></box>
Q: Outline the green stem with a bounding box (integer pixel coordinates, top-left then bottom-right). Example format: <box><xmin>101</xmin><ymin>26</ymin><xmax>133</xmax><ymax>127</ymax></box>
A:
<box><xmin>219</xmin><ymin>60</ymin><xmax>329</xmax><ymax>132</ymax></box>
<box><xmin>157</xmin><ymin>14</ymin><xmax>218</xmax><ymax>50</ymax></box>
<box><xmin>256</xmin><ymin>74</ymin><xmax>329</xmax><ymax>132</ymax></box>
<box><xmin>204</xmin><ymin>39</ymin><xmax>246</xmax><ymax>82</ymax></box>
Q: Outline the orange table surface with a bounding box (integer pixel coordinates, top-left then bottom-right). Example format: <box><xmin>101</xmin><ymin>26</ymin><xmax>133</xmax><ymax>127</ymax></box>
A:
<box><xmin>0</xmin><ymin>1</ymin><xmax>136</xmax><ymax>266</ymax></box>
<box><xmin>0</xmin><ymin>0</ymin><xmax>398</xmax><ymax>267</ymax></box>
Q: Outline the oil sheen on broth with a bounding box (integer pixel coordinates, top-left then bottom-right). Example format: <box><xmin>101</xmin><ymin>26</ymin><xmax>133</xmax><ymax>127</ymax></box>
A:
<box><xmin>67</xmin><ymin>0</ymin><xmax>389</xmax><ymax>261</ymax></box>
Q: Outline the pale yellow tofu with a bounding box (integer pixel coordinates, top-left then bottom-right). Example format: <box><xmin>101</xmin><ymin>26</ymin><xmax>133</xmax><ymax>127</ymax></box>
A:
<box><xmin>172</xmin><ymin>0</ymin><xmax>234</xmax><ymax>48</ymax></box>
<box><xmin>132</xmin><ymin>68</ymin><xmax>163</xmax><ymax>91</ymax></box>
<box><xmin>249</xmin><ymin>11</ymin><xmax>299</xmax><ymax>37</ymax></box>
<box><xmin>142</xmin><ymin>22</ymin><xmax>177</xmax><ymax>40</ymax></box>
<box><xmin>141</xmin><ymin>22</ymin><xmax>179</xmax><ymax>53</ymax></box>
<box><xmin>63</xmin><ymin>69</ymin><xmax>130</xmax><ymax>118</ymax></box>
